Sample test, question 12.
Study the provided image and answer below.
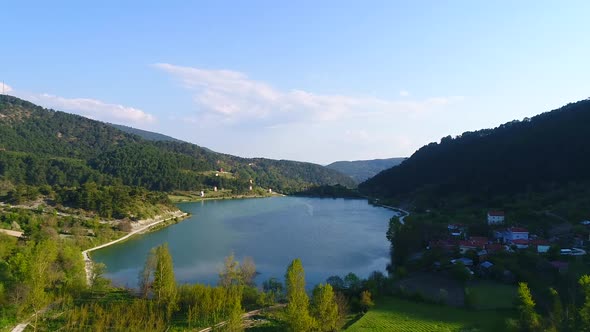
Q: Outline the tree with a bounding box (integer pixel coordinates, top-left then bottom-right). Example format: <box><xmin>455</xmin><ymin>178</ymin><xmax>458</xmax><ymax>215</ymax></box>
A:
<box><xmin>219</xmin><ymin>253</ymin><xmax>241</xmax><ymax>287</ymax></box>
<box><xmin>152</xmin><ymin>244</ymin><xmax>177</xmax><ymax>320</ymax></box>
<box><xmin>326</xmin><ymin>276</ymin><xmax>344</xmax><ymax>290</ymax></box>
<box><xmin>579</xmin><ymin>275</ymin><xmax>590</xmax><ymax>331</ymax></box>
<box><xmin>516</xmin><ymin>282</ymin><xmax>540</xmax><ymax>331</ymax></box>
<box><xmin>138</xmin><ymin>247</ymin><xmax>157</xmax><ymax>298</ymax></box>
<box><xmin>262</xmin><ymin>277</ymin><xmax>284</xmax><ymax>304</ymax></box>
<box><xmin>285</xmin><ymin>258</ymin><xmax>314</xmax><ymax>332</ymax></box>
<box><xmin>344</xmin><ymin>272</ymin><xmax>361</xmax><ymax>292</ymax></box>
<box><xmin>240</xmin><ymin>256</ymin><xmax>256</xmax><ymax>287</ymax></box>
<box><xmin>359</xmin><ymin>290</ymin><xmax>375</xmax><ymax>313</ymax></box>
<box><xmin>224</xmin><ymin>284</ymin><xmax>244</xmax><ymax>332</ymax></box>
<box><xmin>311</xmin><ymin>283</ymin><xmax>339</xmax><ymax>332</ymax></box>
<box><xmin>26</xmin><ymin>241</ymin><xmax>59</xmax><ymax>331</ymax></box>
<box><xmin>548</xmin><ymin>288</ymin><xmax>563</xmax><ymax>332</ymax></box>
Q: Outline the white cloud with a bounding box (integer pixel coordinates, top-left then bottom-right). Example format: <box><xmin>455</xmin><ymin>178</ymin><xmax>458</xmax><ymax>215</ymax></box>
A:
<box><xmin>154</xmin><ymin>63</ymin><xmax>463</xmax><ymax>125</ymax></box>
<box><xmin>399</xmin><ymin>90</ymin><xmax>409</xmax><ymax>97</ymax></box>
<box><xmin>1</xmin><ymin>81</ymin><xmax>13</xmax><ymax>94</ymax></box>
<box><xmin>4</xmin><ymin>82</ymin><xmax>155</xmax><ymax>125</ymax></box>
<box><xmin>28</xmin><ymin>93</ymin><xmax>156</xmax><ymax>124</ymax></box>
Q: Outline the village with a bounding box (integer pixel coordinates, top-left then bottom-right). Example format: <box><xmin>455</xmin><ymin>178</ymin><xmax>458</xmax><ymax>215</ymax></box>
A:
<box><xmin>424</xmin><ymin>211</ymin><xmax>589</xmax><ymax>279</ymax></box>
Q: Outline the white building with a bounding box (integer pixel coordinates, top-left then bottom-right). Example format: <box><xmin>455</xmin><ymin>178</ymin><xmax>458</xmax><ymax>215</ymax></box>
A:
<box><xmin>487</xmin><ymin>211</ymin><xmax>505</xmax><ymax>225</ymax></box>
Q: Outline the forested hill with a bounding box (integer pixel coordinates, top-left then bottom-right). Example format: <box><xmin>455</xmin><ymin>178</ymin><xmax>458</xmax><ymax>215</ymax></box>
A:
<box><xmin>359</xmin><ymin>99</ymin><xmax>590</xmax><ymax>204</ymax></box>
<box><xmin>0</xmin><ymin>95</ymin><xmax>355</xmax><ymax>194</ymax></box>
<box><xmin>109</xmin><ymin>123</ymin><xmax>183</xmax><ymax>142</ymax></box>
<box><xmin>326</xmin><ymin>157</ymin><xmax>406</xmax><ymax>183</ymax></box>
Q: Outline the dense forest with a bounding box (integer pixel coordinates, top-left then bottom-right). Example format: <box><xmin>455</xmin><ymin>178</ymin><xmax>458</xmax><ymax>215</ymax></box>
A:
<box><xmin>360</xmin><ymin>99</ymin><xmax>590</xmax><ymax>209</ymax></box>
<box><xmin>0</xmin><ymin>95</ymin><xmax>354</xmax><ymax>197</ymax></box>
<box><xmin>326</xmin><ymin>158</ymin><xmax>406</xmax><ymax>183</ymax></box>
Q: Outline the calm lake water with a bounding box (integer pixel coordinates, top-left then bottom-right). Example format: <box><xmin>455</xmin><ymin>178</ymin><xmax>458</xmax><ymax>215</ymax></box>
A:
<box><xmin>92</xmin><ymin>197</ymin><xmax>395</xmax><ymax>288</ymax></box>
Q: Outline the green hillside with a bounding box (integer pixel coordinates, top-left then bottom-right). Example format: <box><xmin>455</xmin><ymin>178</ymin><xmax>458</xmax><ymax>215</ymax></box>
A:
<box><xmin>109</xmin><ymin>123</ymin><xmax>184</xmax><ymax>143</ymax></box>
<box><xmin>0</xmin><ymin>95</ymin><xmax>355</xmax><ymax>195</ymax></box>
<box><xmin>359</xmin><ymin>99</ymin><xmax>590</xmax><ymax>211</ymax></box>
<box><xmin>326</xmin><ymin>158</ymin><xmax>405</xmax><ymax>183</ymax></box>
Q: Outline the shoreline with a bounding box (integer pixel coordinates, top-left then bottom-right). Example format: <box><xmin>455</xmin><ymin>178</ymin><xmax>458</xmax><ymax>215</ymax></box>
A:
<box><xmin>374</xmin><ymin>204</ymin><xmax>410</xmax><ymax>224</ymax></box>
<box><xmin>170</xmin><ymin>193</ymin><xmax>284</xmax><ymax>204</ymax></box>
<box><xmin>82</xmin><ymin>210</ymin><xmax>188</xmax><ymax>286</ymax></box>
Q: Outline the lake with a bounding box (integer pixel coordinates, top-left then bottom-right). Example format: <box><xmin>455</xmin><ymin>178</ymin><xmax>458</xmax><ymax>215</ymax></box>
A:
<box><xmin>92</xmin><ymin>196</ymin><xmax>396</xmax><ymax>288</ymax></box>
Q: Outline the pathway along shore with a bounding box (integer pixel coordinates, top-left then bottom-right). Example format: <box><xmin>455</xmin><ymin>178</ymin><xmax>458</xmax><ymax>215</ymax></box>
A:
<box><xmin>378</xmin><ymin>205</ymin><xmax>410</xmax><ymax>224</ymax></box>
<box><xmin>82</xmin><ymin>210</ymin><xmax>188</xmax><ymax>286</ymax></box>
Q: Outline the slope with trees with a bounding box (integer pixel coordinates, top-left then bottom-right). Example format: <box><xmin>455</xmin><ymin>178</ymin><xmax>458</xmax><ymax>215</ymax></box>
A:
<box><xmin>360</xmin><ymin>99</ymin><xmax>590</xmax><ymax>210</ymax></box>
<box><xmin>0</xmin><ymin>95</ymin><xmax>355</xmax><ymax>200</ymax></box>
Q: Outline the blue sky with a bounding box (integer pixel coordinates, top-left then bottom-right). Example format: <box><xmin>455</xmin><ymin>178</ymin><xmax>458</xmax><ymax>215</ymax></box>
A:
<box><xmin>2</xmin><ymin>1</ymin><xmax>589</xmax><ymax>164</ymax></box>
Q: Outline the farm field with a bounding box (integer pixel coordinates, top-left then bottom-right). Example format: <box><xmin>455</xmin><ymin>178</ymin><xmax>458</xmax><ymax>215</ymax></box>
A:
<box><xmin>345</xmin><ymin>297</ymin><xmax>513</xmax><ymax>332</ymax></box>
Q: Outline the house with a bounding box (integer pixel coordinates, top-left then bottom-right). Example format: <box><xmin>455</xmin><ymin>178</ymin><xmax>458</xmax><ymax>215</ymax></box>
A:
<box><xmin>503</xmin><ymin>227</ymin><xmax>529</xmax><ymax>242</ymax></box>
<box><xmin>459</xmin><ymin>237</ymin><xmax>488</xmax><ymax>254</ymax></box>
<box><xmin>530</xmin><ymin>239</ymin><xmax>550</xmax><ymax>253</ymax></box>
<box><xmin>511</xmin><ymin>239</ymin><xmax>529</xmax><ymax>249</ymax></box>
<box><xmin>480</xmin><ymin>261</ymin><xmax>494</xmax><ymax>269</ymax></box>
<box><xmin>485</xmin><ymin>243</ymin><xmax>504</xmax><ymax>253</ymax></box>
<box><xmin>487</xmin><ymin>211</ymin><xmax>505</xmax><ymax>225</ymax></box>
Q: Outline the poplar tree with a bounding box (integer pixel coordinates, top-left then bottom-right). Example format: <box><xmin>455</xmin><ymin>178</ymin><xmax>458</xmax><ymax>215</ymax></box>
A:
<box><xmin>517</xmin><ymin>282</ymin><xmax>540</xmax><ymax>331</ymax></box>
<box><xmin>138</xmin><ymin>247</ymin><xmax>157</xmax><ymax>298</ymax></box>
<box><xmin>311</xmin><ymin>283</ymin><xmax>339</xmax><ymax>332</ymax></box>
<box><xmin>152</xmin><ymin>243</ymin><xmax>177</xmax><ymax>320</ymax></box>
<box><xmin>579</xmin><ymin>275</ymin><xmax>590</xmax><ymax>331</ymax></box>
<box><xmin>285</xmin><ymin>258</ymin><xmax>314</xmax><ymax>332</ymax></box>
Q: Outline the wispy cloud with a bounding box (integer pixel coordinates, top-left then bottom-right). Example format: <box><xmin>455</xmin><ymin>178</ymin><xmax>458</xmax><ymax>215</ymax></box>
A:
<box><xmin>154</xmin><ymin>63</ymin><xmax>463</xmax><ymax>125</ymax></box>
<box><xmin>1</xmin><ymin>81</ymin><xmax>13</xmax><ymax>94</ymax></box>
<box><xmin>4</xmin><ymin>83</ymin><xmax>155</xmax><ymax>125</ymax></box>
<box><xmin>399</xmin><ymin>90</ymin><xmax>409</xmax><ymax>97</ymax></box>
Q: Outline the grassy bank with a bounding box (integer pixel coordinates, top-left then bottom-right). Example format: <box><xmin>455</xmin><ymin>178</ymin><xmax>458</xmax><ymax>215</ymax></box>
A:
<box><xmin>345</xmin><ymin>297</ymin><xmax>514</xmax><ymax>332</ymax></box>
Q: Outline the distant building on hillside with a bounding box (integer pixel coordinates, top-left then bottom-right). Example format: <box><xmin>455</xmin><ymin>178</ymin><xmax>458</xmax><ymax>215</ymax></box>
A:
<box><xmin>487</xmin><ymin>211</ymin><xmax>505</xmax><ymax>225</ymax></box>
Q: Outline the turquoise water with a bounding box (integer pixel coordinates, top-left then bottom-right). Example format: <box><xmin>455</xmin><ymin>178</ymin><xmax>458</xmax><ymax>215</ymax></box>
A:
<box><xmin>92</xmin><ymin>197</ymin><xmax>395</xmax><ymax>288</ymax></box>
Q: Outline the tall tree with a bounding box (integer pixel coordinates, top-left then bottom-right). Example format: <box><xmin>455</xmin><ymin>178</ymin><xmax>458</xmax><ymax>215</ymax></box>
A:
<box><xmin>579</xmin><ymin>275</ymin><xmax>590</xmax><ymax>331</ymax></box>
<box><xmin>138</xmin><ymin>247</ymin><xmax>157</xmax><ymax>298</ymax></box>
<box><xmin>240</xmin><ymin>256</ymin><xmax>257</xmax><ymax>287</ymax></box>
<box><xmin>26</xmin><ymin>241</ymin><xmax>59</xmax><ymax>331</ymax></box>
<box><xmin>311</xmin><ymin>283</ymin><xmax>339</xmax><ymax>332</ymax></box>
<box><xmin>152</xmin><ymin>244</ymin><xmax>177</xmax><ymax>320</ymax></box>
<box><xmin>285</xmin><ymin>258</ymin><xmax>314</xmax><ymax>332</ymax></box>
<box><xmin>516</xmin><ymin>282</ymin><xmax>541</xmax><ymax>332</ymax></box>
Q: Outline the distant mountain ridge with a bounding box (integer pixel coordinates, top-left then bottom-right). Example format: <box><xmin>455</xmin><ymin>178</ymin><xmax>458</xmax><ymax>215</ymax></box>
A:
<box><xmin>0</xmin><ymin>95</ymin><xmax>355</xmax><ymax>194</ymax></box>
<box><xmin>359</xmin><ymin>99</ymin><xmax>590</xmax><ymax>205</ymax></box>
<box><xmin>326</xmin><ymin>158</ymin><xmax>406</xmax><ymax>183</ymax></box>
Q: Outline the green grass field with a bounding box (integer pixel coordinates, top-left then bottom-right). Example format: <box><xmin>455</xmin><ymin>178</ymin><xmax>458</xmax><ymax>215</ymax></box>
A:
<box><xmin>345</xmin><ymin>297</ymin><xmax>513</xmax><ymax>332</ymax></box>
<box><xmin>467</xmin><ymin>281</ymin><xmax>517</xmax><ymax>310</ymax></box>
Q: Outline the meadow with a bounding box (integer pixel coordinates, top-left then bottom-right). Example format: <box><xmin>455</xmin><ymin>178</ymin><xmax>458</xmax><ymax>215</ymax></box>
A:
<box><xmin>345</xmin><ymin>297</ymin><xmax>513</xmax><ymax>332</ymax></box>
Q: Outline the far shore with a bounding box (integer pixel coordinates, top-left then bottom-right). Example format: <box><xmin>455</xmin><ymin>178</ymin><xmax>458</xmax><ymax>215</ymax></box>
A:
<box><xmin>170</xmin><ymin>192</ymin><xmax>285</xmax><ymax>203</ymax></box>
